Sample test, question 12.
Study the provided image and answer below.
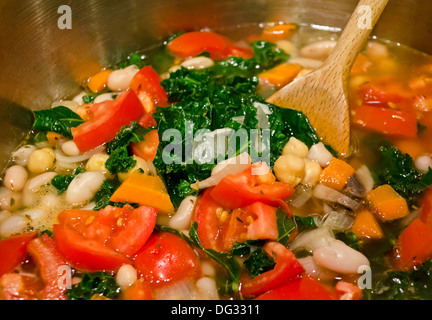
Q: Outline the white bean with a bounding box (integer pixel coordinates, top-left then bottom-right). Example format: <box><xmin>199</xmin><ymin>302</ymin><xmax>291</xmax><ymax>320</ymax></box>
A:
<box><xmin>41</xmin><ymin>193</ymin><xmax>59</xmax><ymax>208</ymax></box>
<box><xmin>297</xmin><ymin>256</ymin><xmax>337</xmax><ymax>282</ymax></box>
<box><xmin>51</xmin><ymin>100</ymin><xmax>79</xmax><ymax>112</ymax></box>
<box><xmin>0</xmin><ymin>215</ymin><xmax>27</xmax><ymax>237</ymax></box>
<box><xmin>93</xmin><ymin>92</ymin><xmax>121</xmax><ymax>104</ymax></box>
<box><xmin>66</xmin><ymin>171</ymin><xmax>105</xmax><ymax>204</ymax></box>
<box><xmin>313</xmin><ymin>240</ymin><xmax>370</xmax><ymax>274</ymax></box>
<box><xmin>300</xmin><ymin>40</ymin><xmax>337</xmax><ymax>60</ymax></box>
<box><xmin>11</xmin><ymin>145</ymin><xmax>37</xmax><ymax>166</ymax></box>
<box><xmin>288</xmin><ymin>57</ymin><xmax>323</xmax><ymax>69</ymax></box>
<box><xmin>0</xmin><ymin>210</ymin><xmax>11</xmax><ymax>224</ymax></box>
<box><xmin>19</xmin><ymin>208</ymin><xmax>45</xmax><ymax>222</ymax></box>
<box><xmin>276</xmin><ymin>40</ymin><xmax>298</xmax><ymax>56</ymax></box>
<box><xmin>4</xmin><ymin>165</ymin><xmax>28</xmax><ymax>191</ymax></box>
<box><xmin>61</xmin><ymin>140</ymin><xmax>81</xmax><ymax>157</ymax></box>
<box><xmin>72</xmin><ymin>91</ymin><xmax>87</xmax><ymax>106</ymax></box>
<box><xmin>116</xmin><ymin>264</ymin><xmax>138</xmax><ymax>290</ymax></box>
<box><xmin>195</xmin><ymin>277</ymin><xmax>219</xmax><ymax>300</ymax></box>
<box><xmin>181</xmin><ymin>57</ymin><xmax>214</xmax><ymax>70</ymax></box>
<box><xmin>366</xmin><ymin>41</ymin><xmax>389</xmax><ymax>61</ymax></box>
<box><xmin>168</xmin><ymin>196</ymin><xmax>197</xmax><ymax>230</ymax></box>
<box><xmin>25</xmin><ymin>172</ymin><xmax>57</xmax><ymax>193</ymax></box>
<box><xmin>0</xmin><ymin>187</ymin><xmax>22</xmax><ymax>211</ymax></box>
<box><xmin>107</xmin><ymin>65</ymin><xmax>139</xmax><ymax>91</ymax></box>
<box><xmin>415</xmin><ymin>154</ymin><xmax>432</xmax><ymax>173</ymax></box>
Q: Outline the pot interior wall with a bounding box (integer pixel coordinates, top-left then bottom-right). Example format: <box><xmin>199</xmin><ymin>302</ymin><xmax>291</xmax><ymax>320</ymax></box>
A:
<box><xmin>0</xmin><ymin>0</ymin><xmax>429</xmax><ymax>169</ymax></box>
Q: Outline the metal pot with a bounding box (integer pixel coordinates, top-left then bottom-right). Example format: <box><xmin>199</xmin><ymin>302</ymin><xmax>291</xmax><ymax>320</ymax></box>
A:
<box><xmin>0</xmin><ymin>0</ymin><xmax>429</xmax><ymax>169</ymax></box>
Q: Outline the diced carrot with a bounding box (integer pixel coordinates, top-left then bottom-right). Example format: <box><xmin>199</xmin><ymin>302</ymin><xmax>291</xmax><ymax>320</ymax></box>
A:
<box><xmin>394</xmin><ymin>218</ymin><xmax>432</xmax><ymax>270</ymax></box>
<box><xmin>351</xmin><ymin>53</ymin><xmax>372</xmax><ymax>75</ymax></box>
<box><xmin>260</xmin><ymin>23</ymin><xmax>298</xmax><ymax>42</ymax></box>
<box><xmin>366</xmin><ymin>184</ymin><xmax>409</xmax><ymax>221</ymax></box>
<box><xmin>259</xmin><ymin>64</ymin><xmax>302</xmax><ymax>87</ymax></box>
<box><xmin>319</xmin><ymin>158</ymin><xmax>355</xmax><ymax>191</ymax></box>
<box><xmin>110</xmin><ymin>171</ymin><xmax>175</xmax><ymax>215</ymax></box>
<box><xmin>351</xmin><ymin>209</ymin><xmax>383</xmax><ymax>240</ymax></box>
<box><xmin>46</xmin><ymin>131</ymin><xmax>64</xmax><ymax>145</ymax></box>
<box><xmin>87</xmin><ymin>70</ymin><xmax>112</xmax><ymax>93</ymax></box>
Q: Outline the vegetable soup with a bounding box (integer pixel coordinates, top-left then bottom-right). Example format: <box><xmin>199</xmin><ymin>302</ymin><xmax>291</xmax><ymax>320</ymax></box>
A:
<box><xmin>1</xmin><ymin>23</ymin><xmax>432</xmax><ymax>300</ymax></box>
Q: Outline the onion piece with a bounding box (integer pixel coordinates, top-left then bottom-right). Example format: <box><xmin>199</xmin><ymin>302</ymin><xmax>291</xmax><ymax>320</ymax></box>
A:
<box><xmin>354</xmin><ymin>165</ymin><xmax>375</xmax><ymax>194</ymax></box>
<box><xmin>290</xmin><ymin>186</ymin><xmax>313</xmax><ymax>208</ymax></box>
<box><xmin>307</xmin><ymin>142</ymin><xmax>333</xmax><ymax>167</ymax></box>
<box><xmin>321</xmin><ymin>210</ymin><xmax>354</xmax><ymax>231</ymax></box>
<box><xmin>191</xmin><ymin>153</ymin><xmax>251</xmax><ymax>190</ymax></box>
<box><xmin>153</xmin><ymin>279</ymin><xmax>199</xmax><ymax>300</ymax></box>
<box><xmin>54</xmin><ymin>145</ymin><xmax>105</xmax><ymax>163</ymax></box>
<box><xmin>313</xmin><ymin>184</ymin><xmax>361</xmax><ymax>211</ymax></box>
<box><xmin>290</xmin><ymin>227</ymin><xmax>335</xmax><ymax>253</ymax></box>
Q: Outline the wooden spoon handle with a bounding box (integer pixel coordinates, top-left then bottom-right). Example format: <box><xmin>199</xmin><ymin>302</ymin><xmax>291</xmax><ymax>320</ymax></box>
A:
<box><xmin>324</xmin><ymin>0</ymin><xmax>389</xmax><ymax>74</ymax></box>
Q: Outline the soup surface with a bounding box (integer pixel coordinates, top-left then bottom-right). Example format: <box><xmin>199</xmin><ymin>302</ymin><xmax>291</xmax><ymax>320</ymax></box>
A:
<box><xmin>1</xmin><ymin>23</ymin><xmax>432</xmax><ymax>300</ymax></box>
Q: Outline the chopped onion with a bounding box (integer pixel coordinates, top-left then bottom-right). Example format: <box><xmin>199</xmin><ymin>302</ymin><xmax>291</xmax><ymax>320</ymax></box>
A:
<box><xmin>321</xmin><ymin>210</ymin><xmax>354</xmax><ymax>231</ymax></box>
<box><xmin>290</xmin><ymin>227</ymin><xmax>335</xmax><ymax>252</ymax></box>
<box><xmin>307</xmin><ymin>142</ymin><xmax>333</xmax><ymax>167</ymax></box>
<box><xmin>54</xmin><ymin>145</ymin><xmax>105</xmax><ymax>163</ymax></box>
<box><xmin>290</xmin><ymin>186</ymin><xmax>313</xmax><ymax>208</ymax></box>
<box><xmin>313</xmin><ymin>184</ymin><xmax>361</xmax><ymax>211</ymax></box>
<box><xmin>191</xmin><ymin>153</ymin><xmax>251</xmax><ymax>189</ymax></box>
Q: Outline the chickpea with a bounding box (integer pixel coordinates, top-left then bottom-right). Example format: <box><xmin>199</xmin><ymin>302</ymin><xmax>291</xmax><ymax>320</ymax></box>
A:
<box><xmin>85</xmin><ymin>152</ymin><xmax>114</xmax><ymax>178</ymax></box>
<box><xmin>27</xmin><ymin>148</ymin><xmax>55</xmax><ymax>173</ymax></box>
<box><xmin>282</xmin><ymin>137</ymin><xmax>309</xmax><ymax>158</ymax></box>
<box><xmin>273</xmin><ymin>154</ymin><xmax>305</xmax><ymax>186</ymax></box>
<box><xmin>4</xmin><ymin>165</ymin><xmax>28</xmax><ymax>191</ymax></box>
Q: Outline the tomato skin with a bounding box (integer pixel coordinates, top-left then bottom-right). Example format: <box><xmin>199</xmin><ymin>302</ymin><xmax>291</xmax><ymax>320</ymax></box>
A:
<box><xmin>53</xmin><ymin>224</ymin><xmax>131</xmax><ymax>272</ymax></box>
<box><xmin>0</xmin><ymin>232</ymin><xmax>37</xmax><ymax>277</ymax></box>
<box><xmin>210</xmin><ymin>163</ymin><xmax>294</xmax><ymax>213</ymax></box>
<box><xmin>27</xmin><ymin>234</ymin><xmax>69</xmax><ymax>300</ymax></box>
<box><xmin>353</xmin><ymin>105</ymin><xmax>418</xmax><ymax>138</ymax></box>
<box><xmin>357</xmin><ymin>83</ymin><xmax>408</xmax><ymax>107</ymax></box>
<box><xmin>240</xmin><ymin>241</ymin><xmax>304</xmax><ymax>297</ymax></box>
<box><xmin>108</xmin><ymin>206</ymin><xmax>157</xmax><ymax>256</ymax></box>
<box><xmin>133</xmin><ymin>232</ymin><xmax>202</xmax><ymax>287</ymax></box>
<box><xmin>167</xmin><ymin>31</ymin><xmax>233</xmax><ymax>60</ymax></box>
<box><xmin>254</xmin><ymin>275</ymin><xmax>333</xmax><ymax>300</ymax></box>
<box><xmin>72</xmin><ymin>90</ymin><xmax>145</xmax><ymax>153</ymax></box>
<box><xmin>129</xmin><ymin>66</ymin><xmax>168</xmax><ymax>113</ymax></box>
<box><xmin>0</xmin><ymin>273</ymin><xmax>43</xmax><ymax>300</ymax></box>
<box><xmin>195</xmin><ymin>188</ymin><xmax>279</xmax><ymax>251</ymax></box>
<box><xmin>130</xmin><ymin>129</ymin><xmax>159</xmax><ymax>162</ymax></box>
<box><xmin>394</xmin><ymin>218</ymin><xmax>432</xmax><ymax>270</ymax></box>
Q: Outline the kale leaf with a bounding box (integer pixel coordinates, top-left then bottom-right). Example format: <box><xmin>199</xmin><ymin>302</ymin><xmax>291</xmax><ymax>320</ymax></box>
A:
<box><xmin>363</xmin><ymin>259</ymin><xmax>432</xmax><ymax>300</ymax></box>
<box><xmin>243</xmin><ymin>247</ymin><xmax>276</xmax><ymax>279</ymax></box>
<box><xmin>92</xmin><ymin>179</ymin><xmax>122</xmax><ymax>210</ymax></box>
<box><xmin>51</xmin><ymin>167</ymin><xmax>83</xmax><ymax>193</ymax></box>
<box><xmin>372</xmin><ymin>145</ymin><xmax>432</xmax><ymax>206</ymax></box>
<box><xmin>66</xmin><ymin>272</ymin><xmax>120</xmax><ymax>300</ymax></box>
<box><xmin>33</xmin><ymin>106</ymin><xmax>84</xmax><ymax>139</ymax></box>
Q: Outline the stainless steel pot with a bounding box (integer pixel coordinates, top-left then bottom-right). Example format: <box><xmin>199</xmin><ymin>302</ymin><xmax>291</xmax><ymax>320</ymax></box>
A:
<box><xmin>0</xmin><ymin>0</ymin><xmax>429</xmax><ymax>170</ymax></box>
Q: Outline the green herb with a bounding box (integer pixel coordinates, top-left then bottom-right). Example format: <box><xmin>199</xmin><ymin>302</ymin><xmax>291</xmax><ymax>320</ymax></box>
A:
<box><xmin>51</xmin><ymin>167</ymin><xmax>83</xmax><ymax>193</ymax></box>
<box><xmin>118</xmin><ymin>53</ymin><xmax>148</xmax><ymax>69</ymax></box>
<box><xmin>276</xmin><ymin>210</ymin><xmax>296</xmax><ymax>245</ymax></box>
<box><xmin>92</xmin><ymin>179</ymin><xmax>122</xmax><ymax>210</ymax></box>
<box><xmin>372</xmin><ymin>146</ymin><xmax>432</xmax><ymax>206</ymax></box>
<box><xmin>335</xmin><ymin>231</ymin><xmax>359</xmax><ymax>250</ymax></box>
<box><xmin>104</xmin><ymin>121</ymin><xmax>151</xmax><ymax>175</ymax></box>
<box><xmin>293</xmin><ymin>215</ymin><xmax>317</xmax><ymax>231</ymax></box>
<box><xmin>363</xmin><ymin>259</ymin><xmax>432</xmax><ymax>300</ymax></box>
<box><xmin>243</xmin><ymin>247</ymin><xmax>276</xmax><ymax>279</ymax></box>
<box><xmin>34</xmin><ymin>131</ymin><xmax>47</xmax><ymax>143</ymax></box>
<box><xmin>33</xmin><ymin>106</ymin><xmax>84</xmax><ymax>139</ymax></box>
<box><xmin>66</xmin><ymin>272</ymin><xmax>120</xmax><ymax>300</ymax></box>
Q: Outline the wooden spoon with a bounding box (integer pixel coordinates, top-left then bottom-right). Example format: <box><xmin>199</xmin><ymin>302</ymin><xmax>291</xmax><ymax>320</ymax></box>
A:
<box><xmin>266</xmin><ymin>0</ymin><xmax>389</xmax><ymax>157</ymax></box>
